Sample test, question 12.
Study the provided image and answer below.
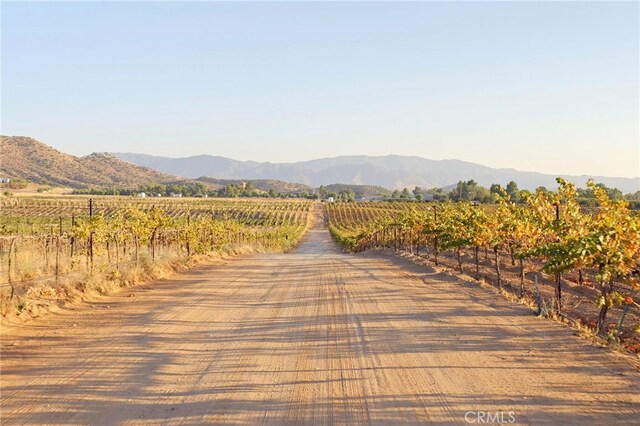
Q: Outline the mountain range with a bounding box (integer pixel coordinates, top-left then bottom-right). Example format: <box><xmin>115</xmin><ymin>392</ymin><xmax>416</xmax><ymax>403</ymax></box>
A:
<box><xmin>1</xmin><ymin>135</ymin><xmax>637</xmax><ymax>193</ymax></box>
<box><xmin>113</xmin><ymin>152</ymin><xmax>640</xmax><ymax>193</ymax></box>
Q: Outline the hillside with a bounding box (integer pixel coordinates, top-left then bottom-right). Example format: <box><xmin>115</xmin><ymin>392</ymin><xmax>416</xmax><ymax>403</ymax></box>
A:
<box><xmin>113</xmin><ymin>152</ymin><xmax>640</xmax><ymax>193</ymax></box>
<box><xmin>321</xmin><ymin>184</ymin><xmax>392</xmax><ymax>199</ymax></box>
<box><xmin>0</xmin><ymin>136</ymin><xmax>179</xmax><ymax>189</ymax></box>
<box><xmin>196</xmin><ymin>177</ymin><xmax>313</xmax><ymax>194</ymax></box>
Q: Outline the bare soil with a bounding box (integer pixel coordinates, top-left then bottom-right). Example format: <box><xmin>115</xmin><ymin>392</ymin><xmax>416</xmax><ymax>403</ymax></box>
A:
<box><xmin>1</xmin><ymin>215</ymin><xmax>639</xmax><ymax>425</ymax></box>
<box><xmin>416</xmin><ymin>246</ymin><xmax>640</xmax><ymax>351</ymax></box>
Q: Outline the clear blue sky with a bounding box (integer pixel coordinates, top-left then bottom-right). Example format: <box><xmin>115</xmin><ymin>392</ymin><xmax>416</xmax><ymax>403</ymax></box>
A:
<box><xmin>2</xmin><ymin>1</ymin><xmax>639</xmax><ymax>177</ymax></box>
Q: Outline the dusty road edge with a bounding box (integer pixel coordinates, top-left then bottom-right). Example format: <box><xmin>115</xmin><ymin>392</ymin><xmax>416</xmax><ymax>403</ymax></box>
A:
<box><xmin>366</xmin><ymin>247</ymin><xmax>640</xmax><ymax>371</ymax></box>
<box><xmin>1</xmin><ymin>245</ymin><xmax>264</xmax><ymax>332</ymax></box>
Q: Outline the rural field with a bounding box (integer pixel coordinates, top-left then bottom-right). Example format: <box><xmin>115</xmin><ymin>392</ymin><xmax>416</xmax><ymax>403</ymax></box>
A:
<box><xmin>0</xmin><ymin>195</ymin><xmax>314</xmax><ymax>317</ymax></box>
<box><xmin>3</xmin><ymin>1</ymin><xmax>639</xmax><ymax>424</ymax></box>
<box><xmin>1</xmin><ymin>197</ymin><xmax>639</xmax><ymax>425</ymax></box>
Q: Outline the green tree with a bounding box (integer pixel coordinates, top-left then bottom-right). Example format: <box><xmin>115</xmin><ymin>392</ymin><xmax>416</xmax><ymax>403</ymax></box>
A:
<box><xmin>490</xmin><ymin>184</ymin><xmax>503</xmax><ymax>200</ymax></box>
<box><xmin>413</xmin><ymin>186</ymin><xmax>424</xmax><ymax>201</ymax></box>
<box><xmin>505</xmin><ymin>181</ymin><xmax>521</xmax><ymax>203</ymax></box>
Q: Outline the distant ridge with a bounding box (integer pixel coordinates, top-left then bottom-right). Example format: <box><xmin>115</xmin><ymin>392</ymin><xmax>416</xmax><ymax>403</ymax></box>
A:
<box><xmin>113</xmin><ymin>152</ymin><xmax>640</xmax><ymax>193</ymax></box>
<box><xmin>2</xmin><ymin>136</ymin><xmax>636</xmax><ymax>193</ymax></box>
<box><xmin>0</xmin><ymin>136</ymin><xmax>181</xmax><ymax>188</ymax></box>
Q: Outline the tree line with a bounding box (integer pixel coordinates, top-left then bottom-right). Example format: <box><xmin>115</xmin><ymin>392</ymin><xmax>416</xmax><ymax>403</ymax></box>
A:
<box><xmin>405</xmin><ymin>180</ymin><xmax>640</xmax><ymax>209</ymax></box>
<box><xmin>60</xmin><ymin>179</ymin><xmax>640</xmax><ymax>209</ymax></box>
<box><xmin>73</xmin><ymin>182</ymin><xmax>319</xmax><ymax>199</ymax></box>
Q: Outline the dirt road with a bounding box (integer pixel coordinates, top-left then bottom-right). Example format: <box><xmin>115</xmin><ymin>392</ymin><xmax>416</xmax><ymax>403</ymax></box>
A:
<box><xmin>1</xmin><ymin>216</ymin><xmax>639</xmax><ymax>425</ymax></box>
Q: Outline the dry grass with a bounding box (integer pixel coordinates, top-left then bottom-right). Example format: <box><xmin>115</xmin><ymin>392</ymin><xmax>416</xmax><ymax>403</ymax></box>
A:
<box><xmin>0</xmin><ymin>245</ymin><xmax>259</xmax><ymax>325</ymax></box>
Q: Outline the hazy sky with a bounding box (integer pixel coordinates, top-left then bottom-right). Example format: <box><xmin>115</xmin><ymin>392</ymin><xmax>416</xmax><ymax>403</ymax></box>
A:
<box><xmin>2</xmin><ymin>1</ymin><xmax>639</xmax><ymax>178</ymax></box>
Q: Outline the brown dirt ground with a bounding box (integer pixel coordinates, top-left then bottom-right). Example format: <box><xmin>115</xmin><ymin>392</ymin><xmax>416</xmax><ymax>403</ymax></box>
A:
<box><xmin>1</xmin><ymin>215</ymin><xmax>639</xmax><ymax>425</ymax></box>
<box><xmin>411</xmin><ymin>245</ymin><xmax>640</xmax><ymax>351</ymax></box>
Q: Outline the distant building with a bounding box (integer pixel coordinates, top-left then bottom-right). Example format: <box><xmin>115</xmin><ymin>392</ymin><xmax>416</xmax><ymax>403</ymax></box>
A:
<box><xmin>170</xmin><ymin>193</ymin><xmax>183</xmax><ymax>198</ymax></box>
<box><xmin>0</xmin><ymin>178</ymin><xmax>11</xmax><ymax>183</ymax></box>
<box><xmin>137</xmin><ymin>192</ymin><xmax>146</xmax><ymax>198</ymax></box>
<box><xmin>327</xmin><ymin>196</ymin><xmax>334</xmax><ymax>203</ymax></box>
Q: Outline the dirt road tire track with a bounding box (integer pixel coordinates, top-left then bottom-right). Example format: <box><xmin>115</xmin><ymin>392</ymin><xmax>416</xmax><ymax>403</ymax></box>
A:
<box><xmin>1</xmin><ymin>216</ymin><xmax>639</xmax><ymax>424</ymax></box>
